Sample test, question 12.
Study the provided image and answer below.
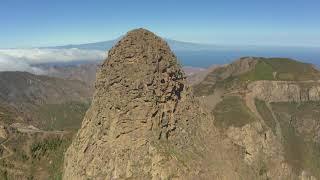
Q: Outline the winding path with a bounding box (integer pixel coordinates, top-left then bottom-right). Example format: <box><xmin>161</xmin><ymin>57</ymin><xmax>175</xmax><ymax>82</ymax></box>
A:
<box><xmin>0</xmin><ymin>126</ymin><xmax>68</xmax><ymax>161</ymax></box>
<box><xmin>0</xmin><ymin>137</ymin><xmax>14</xmax><ymax>160</ymax></box>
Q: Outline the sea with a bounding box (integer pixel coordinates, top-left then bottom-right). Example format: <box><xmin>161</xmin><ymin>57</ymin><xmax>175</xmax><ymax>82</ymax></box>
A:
<box><xmin>174</xmin><ymin>46</ymin><xmax>320</xmax><ymax>68</ymax></box>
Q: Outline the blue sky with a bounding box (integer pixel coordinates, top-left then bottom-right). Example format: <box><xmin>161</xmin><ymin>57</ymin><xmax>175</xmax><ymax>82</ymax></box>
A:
<box><xmin>1</xmin><ymin>0</ymin><xmax>319</xmax><ymax>48</ymax></box>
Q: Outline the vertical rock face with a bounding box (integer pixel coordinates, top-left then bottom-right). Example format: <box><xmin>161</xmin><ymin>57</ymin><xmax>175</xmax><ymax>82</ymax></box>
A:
<box><xmin>63</xmin><ymin>29</ymin><xmax>218</xmax><ymax>179</ymax></box>
<box><xmin>248</xmin><ymin>81</ymin><xmax>320</xmax><ymax>103</ymax></box>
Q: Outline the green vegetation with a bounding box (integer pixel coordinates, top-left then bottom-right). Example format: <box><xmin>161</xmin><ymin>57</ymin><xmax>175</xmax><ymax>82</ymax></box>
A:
<box><xmin>0</xmin><ymin>169</ymin><xmax>8</xmax><ymax>180</ymax></box>
<box><xmin>267</xmin><ymin>58</ymin><xmax>319</xmax><ymax>80</ymax></box>
<box><xmin>30</xmin><ymin>137</ymin><xmax>72</xmax><ymax>180</ymax></box>
<box><xmin>271</xmin><ymin>101</ymin><xmax>320</xmax><ymax>178</ymax></box>
<box><xmin>0</xmin><ymin>132</ymin><xmax>73</xmax><ymax>180</ymax></box>
<box><xmin>0</xmin><ymin>101</ymin><xmax>88</xmax><ymax>179</ymax></box>
<box><xmin>240</xmin><ymin>60</ymin><xmax>275</xmax><ymax>81</ymax></box>
<box><xmin>193</xmin><ymin>57</ymin><xmax>320</xmax><ymax>97</ymax></box>
<box><xmin>212</xmin><ymin>96</ymin><xmax>255</xmax><ymax>129</ymax></box>
<box><xmin>240</xmin><ymin>58</ymin><xmax>320</xmax><ymax>81</ymax></box>
<box><xmin>35</xmin><ymin>101</ymin><xmax>90</xmax><ymax>131</ymax></box>
<box><xmin>0</xmin><ymin>105</ymin><xmax>17</xmax><ymax>124</ymax></box>
<box><xmin>255</xmin><ymin>99</ymin><xmax>277</xmax><ymax>134</ymax></box>
<box><xmin>31</xmin><ymin>138</ymin><xmax>67</xmax><ymax>159</ymax></box>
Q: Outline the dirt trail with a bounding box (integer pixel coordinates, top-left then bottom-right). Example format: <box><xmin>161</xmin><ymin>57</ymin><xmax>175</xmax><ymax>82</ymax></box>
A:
<box><xmin>0</xmin><ymin>126</ymin><xmax>69</xmax><ymax>178</ymax></box>
<box><xmin>199</xmin><ymin>89</ymin><xmax>224</xmax><ymax>110</ymax></box>
<box><xmin>244</xmin><ymin>90</ymin><xmax>263</xmax><ymax>121</ymax></box>
<box><xmin>0</xmin><ymin>126</ymin><xmax>68</xmax><ymax>161</ymax></box>
<box><xmin>15</xmin><ymin>127</ymin><xmax>67</xmax><ymax>135</ymax></box>
<box><xmin>0</xmin><ymin>138</ymin><xmax>13</xmax><ymax>160</ymax></box>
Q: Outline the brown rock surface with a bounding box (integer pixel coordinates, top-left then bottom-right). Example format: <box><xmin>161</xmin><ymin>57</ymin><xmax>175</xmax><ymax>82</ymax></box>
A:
<box><xmin>63</xmin><ymin>29</ymin><xmax>255</xmax><ymax>179</ymax></box>
<box><xmin>248</xmin><ymin>80</ymin><xmax>320</xmax><ymax>103</ymax></box>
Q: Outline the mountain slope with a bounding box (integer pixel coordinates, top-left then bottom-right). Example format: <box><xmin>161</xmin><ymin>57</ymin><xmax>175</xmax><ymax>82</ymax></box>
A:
<box><xmin>0</xmin><ymin>71</ymin><xmax>91</xmax><ymax>105</ymax></box>
<box><xmin>0</xmin><ymin>71</ymin><xmax>93</xmax><ymax>131</ymax></box>
<box><xmin>194</xmin><ymin>57</ymin><xmax>320</xmax><ymax>179</ymax></box>
<box><xmin>0</xmin><ymin>72</ymin><xmax>93</xmax><ymax>179</ymax></box>
<box><xmin>40</xmin><ymin>63</ymin><xmax>99</xmax><ymax>87</ymax></box>
<box><xmin>193</xmin><ymin>57</ymin><xmax>320</xmax><ymax>96</ymax></box>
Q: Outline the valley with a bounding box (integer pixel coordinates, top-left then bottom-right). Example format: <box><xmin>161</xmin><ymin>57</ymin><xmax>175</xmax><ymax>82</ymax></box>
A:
<box><xmin>0</xmin><ymin>72</ymin><xmax>91</xmax><ymax>179</ymax></box>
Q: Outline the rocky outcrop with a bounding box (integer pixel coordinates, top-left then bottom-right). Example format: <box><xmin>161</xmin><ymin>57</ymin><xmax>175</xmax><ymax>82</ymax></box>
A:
<box><xmin>220</xmin><ymin>57</ymin><xmax>258</xmax><ymax>78</ymax></box>
<box><xmin>0</xmin><ymin>125</ymin><xmax>8</xmax><ymax>140</ymax></box>
<box><xmin>243</xmin><ymin>80</ymin><xmax>320</xmax><ymax>179</ymax></box>
<box><xmin>193</xmin><ymin>57</ymin><xmax>258</xmax><ymax>96</ymax></box>
<box><xmin>226</xmin><ymin>121</ymin><xmax>299</xmax><ymax>179</ymax></box>
<box><xmin>248</xmin><ymin>81</ymin><xmax>320</xmax><ymax>103</ymax></box>
<box><xmin>203</xmin><ymin>57</ymin><xmax>257</xmax><ymax>84</ymax></box>
<box><xmin>63</xmin><ymin>29</ymin><xmax>257</xmax><ymax>179</ymax></box>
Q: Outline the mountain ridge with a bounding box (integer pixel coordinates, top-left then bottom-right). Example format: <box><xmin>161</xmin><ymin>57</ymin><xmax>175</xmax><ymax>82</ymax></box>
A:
<box><xmin>193</xmin><ymin>57</ymin><xmax>320</xmax><ymax>179</ymax></box>
<box><xmin>41</xmin><ymin>39</ymin><xmax>320</xmax><ymax>68</ymax></box>
<box><xmin>49</xmin><ymin>38</ymin><xmax>219</xmax><ymax>51</ymax></box>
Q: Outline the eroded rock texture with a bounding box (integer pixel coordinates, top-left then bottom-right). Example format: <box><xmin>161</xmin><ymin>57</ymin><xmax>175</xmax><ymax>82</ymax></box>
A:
<box><xmin>248</xmin><ymin>81</ymin><xmax>320</xmax><ymax>102</ymax></box>
<box><xmin>63</xmin><ymin>29</ymin><xmax>257</xmax><ymax>179</ymax></box>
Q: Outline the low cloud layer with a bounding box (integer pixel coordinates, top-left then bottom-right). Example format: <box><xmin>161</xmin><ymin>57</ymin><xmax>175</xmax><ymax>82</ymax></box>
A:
<box><xmin>0</xmin><ymin>48</ymin><xmax>106</xmax><ymax>74</ymax></box>
<box><xmin>0</xmin><ymin>54</ymin><xmax>45</xmax><ymax>74</ymax></box>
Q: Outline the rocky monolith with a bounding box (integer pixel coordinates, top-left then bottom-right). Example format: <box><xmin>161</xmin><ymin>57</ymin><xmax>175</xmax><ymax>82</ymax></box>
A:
<box><xmin>63</xmin><ymin>28</ymin><xmax>255</xmax><ymax>180</ymax></box>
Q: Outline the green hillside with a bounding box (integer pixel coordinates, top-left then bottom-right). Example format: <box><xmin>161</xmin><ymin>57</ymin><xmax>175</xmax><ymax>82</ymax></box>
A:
<box><xmin>212</xmin><ymin>96</ymin><xmax>255</xmax><ymax>129</ymax></box>
<box><xmin>271</xmin><ymin>102</ymin><xmax>320</xmax><ymax>178</ymax></box>
<box><xmin>35</xmin><ymin>102</ymin><xmax>90</xmax><ymax>131</ymax></box>
<box><xmin>193</xmin><ymin>58</ymin><xmax>320</xmax><ymax>97</ymax></box>
<box><xmin>240</xmin><ymin>58</ymin><xmax>320</xmax><ymax>81</ymax></box>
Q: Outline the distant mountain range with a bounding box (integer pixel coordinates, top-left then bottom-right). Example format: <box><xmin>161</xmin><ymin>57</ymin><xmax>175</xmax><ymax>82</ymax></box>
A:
<box><xmin>51</xmin><ymin>38</ymin><xmax>320</xmax><ymax>67</ymax></box>
<box><xmin>51</xmin><ymin>38</ymin><xmax>219</xmax><ymax>51</ymax></box>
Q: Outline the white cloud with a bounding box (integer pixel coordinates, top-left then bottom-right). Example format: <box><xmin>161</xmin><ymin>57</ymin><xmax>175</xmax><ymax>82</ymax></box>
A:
<box><xmin>0</xmin><ymin>54</ymin><xmax>45</xmax><ymax>74</ymax></box>
<box><xmin>0</xmin><ymin>48</ymin><xmax>106</xmax><ymax>74</ymax></box>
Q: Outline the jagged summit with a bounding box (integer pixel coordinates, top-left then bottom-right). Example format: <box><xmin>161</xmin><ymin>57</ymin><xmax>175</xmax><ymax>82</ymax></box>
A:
<box><xmin>101</xmin><ymin>28</ymin><xmax>180</xmax><ymax>79</ymax></box>
<box><xmin>95</xmin><ymin>28</ymin><xmax>187</xmax><ymax>140</ymax></box>
<box><xmin>107</xmin><ymin>28</ymin><xmax>172</xmax><ymax>59</ymax></box>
